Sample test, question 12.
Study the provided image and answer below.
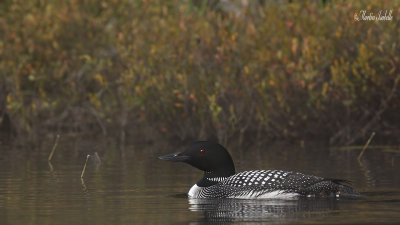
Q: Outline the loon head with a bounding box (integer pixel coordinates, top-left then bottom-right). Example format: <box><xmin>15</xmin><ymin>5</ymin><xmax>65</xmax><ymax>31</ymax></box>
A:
<box><xmin>158</xmin><ymin>141</ymin><xmax>235</xmax><ymax>178</ymax></box>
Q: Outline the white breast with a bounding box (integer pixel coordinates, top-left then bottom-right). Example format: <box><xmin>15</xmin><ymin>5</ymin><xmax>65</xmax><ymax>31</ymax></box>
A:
<box><xmin>188</xmin><ymin>183</ymin><xmax>299</xmax><ymax>199</ymax></box>
<box><xmin>188</xmin><ymin>184</ymin><xmax>203</xmax><ymax>198</ymax></box>
<box><xmin>230</xmin><ymin>190</ymin><xmax>299</xmax><ymax>199</ymax></box>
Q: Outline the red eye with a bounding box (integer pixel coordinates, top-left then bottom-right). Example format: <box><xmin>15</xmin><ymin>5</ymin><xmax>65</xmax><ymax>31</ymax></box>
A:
<box><xmin>200</xmin><ymin>149</ymin><xmax>206</xmax><ymax>155</ymax></box>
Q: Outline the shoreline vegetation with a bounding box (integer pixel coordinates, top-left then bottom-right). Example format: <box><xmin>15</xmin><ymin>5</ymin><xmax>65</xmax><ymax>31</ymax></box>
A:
<box><xmin>0</xmin><ymin>0</ymin><xmax>399</xmax><ymax>146</ymax></box>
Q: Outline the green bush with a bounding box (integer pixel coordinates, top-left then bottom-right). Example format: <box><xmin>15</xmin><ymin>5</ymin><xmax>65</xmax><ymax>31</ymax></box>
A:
<box><xmin>1</xmin><ymin>0</ymin><xmax>399</xmax><ymax>145</ymax></box>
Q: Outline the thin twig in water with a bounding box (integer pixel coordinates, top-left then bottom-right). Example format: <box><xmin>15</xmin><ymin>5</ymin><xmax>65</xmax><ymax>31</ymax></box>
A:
<box><xmin>81</xmin><ymin>155</ymin><xmax>90</xmax><ymax>178</ymax></box>
<box><xmin>94</xmin><ymin>152</ymin><xmax>102</xmax><ymax>170</ymax></box>
<box><xmin>48</xmin><ymin>161</ymin><xmax>54</xmax><ymax>172</ymax></box>
<box><xmin>357</xmin><ymin>132</ymin><xmax>376</xmax><ymax>161</ymax></box>
<box><xmin>81</xmin><ymin>178</ymin><xmax>87</xmax><ymax>192</ymax></box>
<box><xmin>94</xmin><ymin>152</ymin><xmax>102</xmax><ymax>165</ymax></box>
<box><xmin>48</xmin><ymin>134</ymin><xmax>60</xmax><ymax>161</ymax></box>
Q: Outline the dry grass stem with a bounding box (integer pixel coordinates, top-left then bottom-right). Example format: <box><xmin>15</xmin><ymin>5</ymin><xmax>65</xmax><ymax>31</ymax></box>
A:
<box><xmin>357</xmin><ymin>132</ymin><xmax>376</xmax><ymax>161</ymax></box>
<box><xmin>48</xmin><ymin>134</ymin><xmax>60</xmax><ymax>161</ymax></box>
<box><xmin>81</xmin><ymin>155</ymin><xmax>90</xmax><ymax>178</ymax></box>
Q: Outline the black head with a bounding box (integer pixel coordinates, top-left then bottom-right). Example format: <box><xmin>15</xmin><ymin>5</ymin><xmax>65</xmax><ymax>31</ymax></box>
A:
<box><xmin>158</xmin><ymin>141</ymin><xmax>235</xmax><ymax>178</ymax></box>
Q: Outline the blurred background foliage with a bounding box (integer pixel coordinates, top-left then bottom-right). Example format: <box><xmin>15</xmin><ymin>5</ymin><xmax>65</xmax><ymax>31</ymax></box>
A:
<box><xmin>0</xmin><ymin>0</ymin><xmax>399</xmax><ymax>146</ymax></box>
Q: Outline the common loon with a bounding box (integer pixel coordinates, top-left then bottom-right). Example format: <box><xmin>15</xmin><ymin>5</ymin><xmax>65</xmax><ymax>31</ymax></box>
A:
<box><xmin>159</xmin><ymin>141</ymin><xmax>360</xmax><ymax>199</ymax></box>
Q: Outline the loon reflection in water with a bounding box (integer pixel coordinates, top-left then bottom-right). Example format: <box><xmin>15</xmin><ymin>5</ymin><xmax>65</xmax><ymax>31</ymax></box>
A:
<box><xmin>188</xmin><ymin>197</ymin><xmax>341</xmax><ymax>222</ymax></box>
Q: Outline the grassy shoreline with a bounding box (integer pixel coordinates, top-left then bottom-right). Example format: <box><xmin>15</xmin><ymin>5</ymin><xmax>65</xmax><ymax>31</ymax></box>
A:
<box><xmin>1</xmin><ymin>0</ymin><xmax>399</xmax><ymax>145</ymax></box>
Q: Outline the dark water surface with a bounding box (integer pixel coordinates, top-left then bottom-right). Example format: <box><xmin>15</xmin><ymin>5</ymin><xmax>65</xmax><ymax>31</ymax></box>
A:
<box><xmin>1</xmin><ymin>137</ymin><xmax>399</xmax><ymax>225</ymax></box>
